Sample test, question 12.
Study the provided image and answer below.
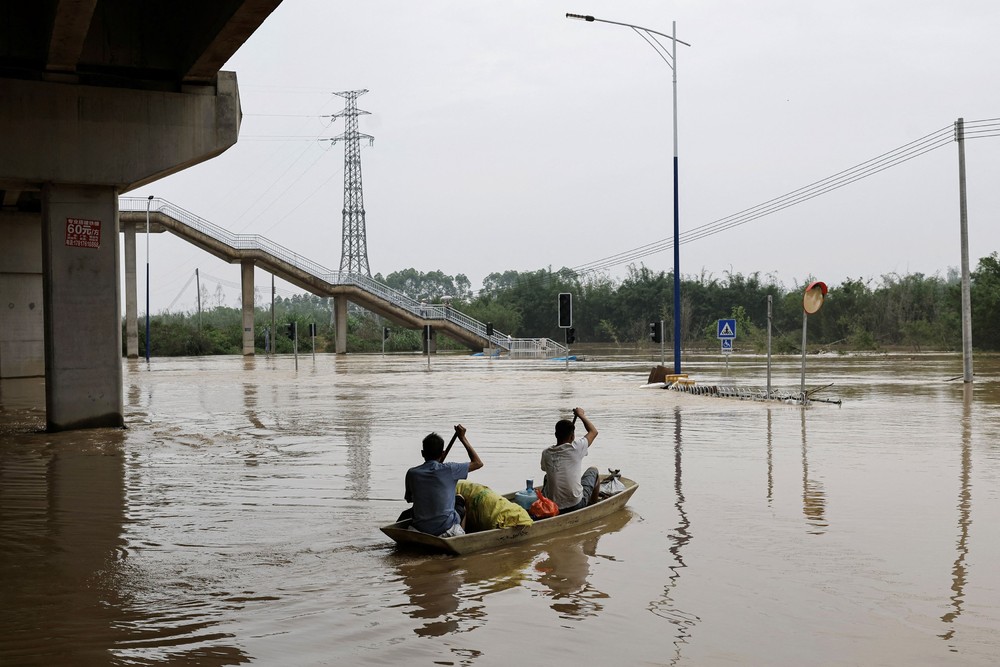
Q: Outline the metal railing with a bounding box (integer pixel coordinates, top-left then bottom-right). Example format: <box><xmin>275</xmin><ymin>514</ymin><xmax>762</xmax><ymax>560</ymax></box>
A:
<box><xmin>120</xmin><ymin>197</ymin><xmax>568</xmax><ymax>358</ymax></box>
<box><xmin>666</xmin><ymin>382</ymin><xmax>842</xmax><ymax>405</ymax></box>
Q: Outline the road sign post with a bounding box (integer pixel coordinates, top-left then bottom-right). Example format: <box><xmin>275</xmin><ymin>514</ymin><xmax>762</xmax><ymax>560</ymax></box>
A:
<box><xmin>800</xmin><ymin>281</ymin><xmax>828</xmax><ymax>402</ymax></box>
<box><xmin>718</xmin><ymin>318</ymin><xmax>736</xmax><ymax>372</ymax></box>
<box><xmin>717</xmin><ymin>319</ymin><xmax>736</xmax><ymax>340</ymax></box>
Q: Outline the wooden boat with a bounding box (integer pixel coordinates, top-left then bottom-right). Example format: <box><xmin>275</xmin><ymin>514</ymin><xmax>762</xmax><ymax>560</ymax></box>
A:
<box><xmin>380</xmin><ymin>476</ymin><xmax>638</xmax><ymax>556</ymax></box>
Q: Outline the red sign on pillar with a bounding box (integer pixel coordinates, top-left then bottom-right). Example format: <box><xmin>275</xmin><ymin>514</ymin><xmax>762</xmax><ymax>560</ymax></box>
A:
<box><xmin>65</xmin><ymin>218</ymin><xmax>102</xmax><ymax>249</ymax></box>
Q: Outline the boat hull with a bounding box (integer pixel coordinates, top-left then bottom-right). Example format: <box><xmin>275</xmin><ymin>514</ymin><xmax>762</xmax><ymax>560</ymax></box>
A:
<box><xmin>380</xmin><ymin>477</ymin><xmax>638</xmax><ymax>555</ymax></box>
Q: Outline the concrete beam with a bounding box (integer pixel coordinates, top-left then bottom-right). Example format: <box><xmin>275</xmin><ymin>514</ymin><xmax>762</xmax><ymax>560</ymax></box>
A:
<box><xmin>0</xmin><ymin>72</ymin><xmax>241</xmax><ymax>191</ymax></box>
<box><xmin>184</xmin><ymin>0</ymin><xmax>284</xmax><ymax>84</ymax></box>
<box><xmin>47</xmin><ymin>0</ymin><xmax>99</xmax><ymax>74</ymax></box>
<box><xmin>2</xmin><ymin>189</ymin><xmax>22</xmax><ymax>207</ymax></box>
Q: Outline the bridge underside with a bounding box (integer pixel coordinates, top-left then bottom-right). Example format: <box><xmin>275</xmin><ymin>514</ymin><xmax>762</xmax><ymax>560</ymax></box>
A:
<box><xmin>0</xmin><ymin>1</ymin><xmax>282</xmax><ymax>430</ymax></box>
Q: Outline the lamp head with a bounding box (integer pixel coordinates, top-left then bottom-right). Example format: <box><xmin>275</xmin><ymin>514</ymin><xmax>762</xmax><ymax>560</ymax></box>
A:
<box><xmin>566</xmin><ymin>13</ymin><xmax>595</xmax><ymax>21</ymax></box>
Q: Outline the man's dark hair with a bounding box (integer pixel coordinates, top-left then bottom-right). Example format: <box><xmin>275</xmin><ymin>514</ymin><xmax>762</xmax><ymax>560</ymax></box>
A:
<box><xmin>422</xmin><ymin>432</ymin><xmax>445</xmax><ymax>460</ymax></box>
<box><xmin>554</xmin><ymin>419</ymin><xmax>575</xmax><ymax>442</ymax></box>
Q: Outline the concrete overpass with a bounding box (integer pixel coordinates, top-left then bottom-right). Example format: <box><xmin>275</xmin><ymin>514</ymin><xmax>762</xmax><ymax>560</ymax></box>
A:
<box><xmin>118</xmin><ymin>198</ymin><xmax>568</xmax><ymax>359</ymax></box>
<box><xmin>0</xmin><ymin>1</ymin><xmax>283</xmax><ymax>430</ymax></box>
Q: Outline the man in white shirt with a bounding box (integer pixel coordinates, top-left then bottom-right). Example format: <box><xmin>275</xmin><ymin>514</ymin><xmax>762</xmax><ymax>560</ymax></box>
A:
<box><xmin>540</xmin><ymin>407</ymin><xmax>600</xmax><ymax>513</ymax></box>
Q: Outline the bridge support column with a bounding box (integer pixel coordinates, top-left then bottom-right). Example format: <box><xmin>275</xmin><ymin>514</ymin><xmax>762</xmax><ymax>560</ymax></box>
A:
<box><xmin>423</xmin><ymin>328</ymin><xmax>438</xmax><ymax>355</ymax></box>
<box><xmin>123</xmin><ymin>221</ymin><xmax>139</xmax><ymax>358</ymax></box>
<box><xmin>0</xmin><ymin>211</ymin><xmax>44</xmax><ymax>378</ymax></box>
<box><xmin>42</xmin><ymin>184</ymin><xmax>124</xmax><ymax>430</ymax></box>
<box><xmin>241</xmin><ymin>260</ymin><xmax>255</xmax><ymax>355</ymax></box>
<box><xmin>1</xmin><ymin>73</ymin><xmax>243</xmax><ymax>429</ymax></box>
<box><xmin>334</xmin><ymin>296</ymin><xmax>348</xmax><ymax>354</ymax></box>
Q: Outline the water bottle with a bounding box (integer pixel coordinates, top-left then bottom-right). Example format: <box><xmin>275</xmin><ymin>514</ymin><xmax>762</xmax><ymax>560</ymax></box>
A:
<box><xmin>514</xmin><ymin>479</ymin><xmax>536</xmax><ymax>511</ymax></box>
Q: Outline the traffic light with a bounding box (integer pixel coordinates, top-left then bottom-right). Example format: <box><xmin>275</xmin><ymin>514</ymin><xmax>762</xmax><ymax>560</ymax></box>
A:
<box><xmin>649</xmin><ymin>321</ymin><xmax>662</xmax><ymax>344</ymax></box>
<box><xmin>566</xmin><ymin>327</ymin><xmax>576</xmax><ymax>345</ymax></box>
<box><xmin>383</xmin><ymin>326</ymin><xmax>391</xmax><ymax>341</ymax></box>
<box><xmin>286</xmin><ymin>322</ymin><xmax>296</xmax><ymax>338</ymax></box>
<box><xmin>486</xmin><ymin>322</ymin><xmax>494</xmax><ymax>337</ymax></box>
<box><xmin>558</xmin><ymin>292</ymin><xmax>572</xmax><ymax>328</ymax></box>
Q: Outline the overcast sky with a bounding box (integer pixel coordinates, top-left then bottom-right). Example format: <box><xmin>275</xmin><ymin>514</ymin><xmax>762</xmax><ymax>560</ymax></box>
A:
<box><xmin>123</xmin><ymin>0</ymin><xmax>1000</xmax><ymax>312</ymax></box>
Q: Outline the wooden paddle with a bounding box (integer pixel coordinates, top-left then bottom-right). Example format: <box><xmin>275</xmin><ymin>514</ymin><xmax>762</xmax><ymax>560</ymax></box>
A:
<box><xmin>438</xmin><ymin>429</ymin><xmax>460</xmax><ymax>463</ymax></box>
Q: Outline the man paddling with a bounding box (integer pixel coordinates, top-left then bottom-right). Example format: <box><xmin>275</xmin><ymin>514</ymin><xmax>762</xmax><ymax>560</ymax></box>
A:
<box><xmin>402</xmin><ymin>424</ymin><xmax>483</xmax><ymax>537</ymax></box>
<box><xmin>541</xmin><ymin>407</ymin><xmax>600</xmax><ymax>513</ymax></box>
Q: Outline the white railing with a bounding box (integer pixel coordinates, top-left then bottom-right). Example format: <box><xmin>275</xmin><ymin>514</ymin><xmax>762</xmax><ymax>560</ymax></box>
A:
<box><xmin>119</xmin><ymin>197</ymin><xmax>569</xmax><ymax>357</ymax></box>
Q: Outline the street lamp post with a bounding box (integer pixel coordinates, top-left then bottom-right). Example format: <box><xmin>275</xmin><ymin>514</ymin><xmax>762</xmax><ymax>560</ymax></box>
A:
<box><xmin>145</xmin><ymin>195</ymin><xmax>153</xmax><ymax>362</ymax></box>
<box><xmin>567</xmin><ymin>12</ymin><xmax>689</xmax><ymax>373</ymax></box>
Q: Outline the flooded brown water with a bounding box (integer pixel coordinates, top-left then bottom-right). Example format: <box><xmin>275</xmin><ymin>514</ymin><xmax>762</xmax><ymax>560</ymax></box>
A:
<box><xmin>2</xmin><ymin>350</ymin><xmax>1000</xmax><ymax>666</ymax></box>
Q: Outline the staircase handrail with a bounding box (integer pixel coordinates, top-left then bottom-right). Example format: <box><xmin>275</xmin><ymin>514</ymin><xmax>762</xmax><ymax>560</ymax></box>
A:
<box><xmin>119</xmin><ymin>197</ymin><xmax>570</xmax><ymax>356</ymax></box>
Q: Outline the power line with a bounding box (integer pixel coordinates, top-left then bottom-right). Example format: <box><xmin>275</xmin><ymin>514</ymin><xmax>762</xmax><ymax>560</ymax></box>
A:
<box><xmin>244</xmin><ymin>113</ymin><xmax>335</xmax><ymax>118</ymax></box>
<box><xmin>571</xmin><ymin>124</ymin><xmax>957</xmax><ymax>275</ymax></box>
<box><xmin>473</xmin><ymin>118</ymin><xmax>998</xmax><ymax>297</ymax></box>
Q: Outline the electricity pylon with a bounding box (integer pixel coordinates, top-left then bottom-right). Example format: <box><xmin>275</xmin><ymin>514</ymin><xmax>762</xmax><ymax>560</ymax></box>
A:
<box><xmin>330</xmin><ymin>89</ymin><xmax>374</xmax><ymax>276</ymax></box>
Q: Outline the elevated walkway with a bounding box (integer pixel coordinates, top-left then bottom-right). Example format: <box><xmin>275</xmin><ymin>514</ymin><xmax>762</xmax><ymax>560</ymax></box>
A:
<box><xmin>119</xmin><ymin>198</ymin><xmax>567</xmax><ymax>357</ymax></box>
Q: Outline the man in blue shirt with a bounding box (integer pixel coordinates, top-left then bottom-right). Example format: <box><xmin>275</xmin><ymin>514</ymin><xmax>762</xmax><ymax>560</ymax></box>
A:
<box><xmin>404</xmin><ymin>424</ymin><xmax>484</xmax><ymax>536</ymax></box>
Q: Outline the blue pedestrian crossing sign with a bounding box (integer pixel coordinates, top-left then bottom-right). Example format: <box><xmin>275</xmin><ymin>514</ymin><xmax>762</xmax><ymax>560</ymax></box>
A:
<box><xmin>717</xmin><ymin>318</ymin><xmax>737</xmax><ymax>339</ymax></box>
<box><xmin>721</xmin><ymin>338</ymin><xmax>733</xmax><ymax>354</ymax></box>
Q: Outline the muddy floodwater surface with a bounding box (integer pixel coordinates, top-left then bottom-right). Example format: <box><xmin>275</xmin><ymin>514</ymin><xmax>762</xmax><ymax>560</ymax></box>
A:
<box><xmin>2</xmin><ymin>350</ymin><xmax>1000</xmax><ymax>666</ymax></box>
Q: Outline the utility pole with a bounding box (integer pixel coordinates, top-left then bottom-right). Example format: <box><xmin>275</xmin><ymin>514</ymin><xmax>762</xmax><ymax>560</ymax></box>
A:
<box><xmin>195</xmin><ymin>268</ymin><xmax>202</xmax><ymax>332</ymax></box>
<box><xmin>330</xmin><ymin>90</ymin><xmax>374</xmax><ymax>277</ymax></box>
<box><xmin>270</xmin><ymin>273</ymin><xmax>275</xmax><ymax>357</ymax></box>
<box><xmin>956</xmin><ymin>118</ymin><xmax>973</xmax><ymax>384</ymax></box>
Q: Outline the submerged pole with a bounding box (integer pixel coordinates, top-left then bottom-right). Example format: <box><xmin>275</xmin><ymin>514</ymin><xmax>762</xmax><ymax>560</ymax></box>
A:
<box><xmin>957</xmin><ymin>118</ymin><xmax>973</xmax><ymax>383</ymax></box>
<box><xmin>800</xmin><ymin>311</ymin><xmax>808</xmax><ymax>402</ymax></box>
<box><xmin>766</xmin><ymin>295</ymin><xmax>773</xmax><ymax>398</ymax></box>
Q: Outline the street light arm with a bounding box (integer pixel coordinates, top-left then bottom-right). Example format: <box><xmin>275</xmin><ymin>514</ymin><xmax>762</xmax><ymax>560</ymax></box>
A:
<box><xmin>566</xmin><ymin>10</ymin><xmax>687</xmax><ymax>374</ymax></box>
<box><xmin>631</xmin><ymin>27</ymin><xmax>675</xmax><ymax>69</ymax></box>
<box><xmin>566</xmin><ymin>12</ymin><xmax>691</xmax><ymax>47</ymax></box>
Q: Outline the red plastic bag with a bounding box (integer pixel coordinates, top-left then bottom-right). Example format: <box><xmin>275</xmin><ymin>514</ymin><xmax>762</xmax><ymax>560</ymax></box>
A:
<box><xmin>529</xmin><ymin>488</ymin><xmax>559</xmax><ymax>519</ymax></box>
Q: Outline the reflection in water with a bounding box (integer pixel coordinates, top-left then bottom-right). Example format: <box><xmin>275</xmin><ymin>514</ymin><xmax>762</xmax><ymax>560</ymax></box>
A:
<box><xmin>339</xmin><ymin>389</ymin><xmax>373</xmax><ymax>501</ymax></box>
<box><xmin>766</xmin><ymin>409</ymin><xmax>774</xmax><ymax>504</ymax></box>
<box><xmin>391</xmin><ymin>512</ymin><xmax>632</xmax><ymax>637</ymax></box>
<box><xmin>392</xmin><ymin>546</ymin><xmax>535</xmax><ymax>637</ymax></box>
<box><xmin>534</xmin><ymin>510</ymin><xmax>632</xmax><ymax>620</ymax></box>
<box><xmin>0</xmin><ymin>430</ymin><xmax>251</xmax><ymax>665</ymax></box>
<box><xmin>243</xmin><ymin>382</ymin><xmax>265</xmax><ymax>430</ymax></box>
<box><xmin>649</xmin><ymin>406</ymin><xmax>698</xmax><ymax>665</ymax></box>
<box><xmin>801</xmin><ymin>409</ymin><xmax>827</xmax><ymax>534</ymax></box>
<box><xmin>940</xmin><ymin>385</ymin><xmax>973</xmax><ymax>644</ymax></box>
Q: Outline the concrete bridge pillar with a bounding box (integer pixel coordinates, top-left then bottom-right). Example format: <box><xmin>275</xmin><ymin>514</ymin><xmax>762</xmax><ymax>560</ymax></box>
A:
<box><xmin>334</xmin><ymin>296</ymin><xmax>348</xmax><ymax>354</ymax></box>
<box><xmin>423</xmin><ymin>327</ymin><xmax>438</xmax><ymax>355</ymax></box>
<box><xmin>0</xmin><ymin>211</ymin><xmax>44</xmax><ymax>378</ymax></box>
<box><xmin>42</xmin><ymin>184</ymin><xmax>124</xmax><ymax>430</ymax></box>
<box><xmin>1</xmin><ymin>74</ymin><xmax>242</xmax><ymax>430</ymax></box>
<box><xmin>241</xmin><ymin>260</ymin><xmax>255</xmax><ymax>355</ymax></box>
<box><xmin>123</xmin><ymin>221</ymin><xmax>139</xmax><ymax>358</ymax></box>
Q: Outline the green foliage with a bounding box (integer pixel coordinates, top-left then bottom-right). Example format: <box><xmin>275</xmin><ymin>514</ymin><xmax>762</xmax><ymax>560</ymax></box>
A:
<box><xmin>375</xmin><ymin>268</ymin><xmax>472</xmax><ymax>301</ymax></box>
<box><xmin>971</xmin><ymin>252</ymin><xmax>1000</xmax><ymax>349</ymax></box>
<box><xmin>125</xmin><ymin>257</ymin><xmax>1000</xmax><ymax>356</ymax></box>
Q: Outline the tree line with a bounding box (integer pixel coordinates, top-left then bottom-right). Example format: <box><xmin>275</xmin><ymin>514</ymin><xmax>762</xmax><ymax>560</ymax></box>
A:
<box><xmin>125</xmin><ymin>252</ymin><xmax>1000</xmax><ymax>356</ymax></box>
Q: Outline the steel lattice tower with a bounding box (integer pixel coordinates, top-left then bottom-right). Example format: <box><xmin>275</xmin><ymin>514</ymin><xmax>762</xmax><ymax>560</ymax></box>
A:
<box><xmin>330</xmin><ymin>89</ymin><xmax>374</xmax><ymax>276</ymax></box>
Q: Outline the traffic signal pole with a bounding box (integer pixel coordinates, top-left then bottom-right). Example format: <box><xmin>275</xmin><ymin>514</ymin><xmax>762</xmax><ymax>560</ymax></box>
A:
<box><xmin>649</xmin><ymin>320</ymin><xmax>664</xmax><ymax>366</ymax></box>
<box><xmin>660</xmin><ymin>319</ymin><xmax>665</xmax><ymax>367</ymax></box>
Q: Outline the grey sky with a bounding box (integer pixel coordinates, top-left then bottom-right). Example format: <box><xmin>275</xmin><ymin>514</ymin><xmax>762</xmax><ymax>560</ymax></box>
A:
<box><xmin>124</xmin><ymin>1</ymin><xmax>1000</xmax><ymax>312</ymax></box>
